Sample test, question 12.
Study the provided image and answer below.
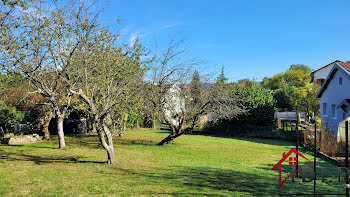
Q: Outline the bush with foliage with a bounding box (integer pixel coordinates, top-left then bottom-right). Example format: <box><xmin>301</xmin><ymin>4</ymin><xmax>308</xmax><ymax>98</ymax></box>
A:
<box><xmin>262</xmin><ymin>65</ymin><xmax>319</xmax><ymax>120</ymax></box>
<box><xmin>232</xmin><ymin>81</ymin><xmax>276</xmax><ymax>126</ymax></box>
<box><xmin>273</xmin><ymin>86</ymin><xmax>295</xmax><ymax>109</ymax></box>
<box><xmin>204</xmin><ymin>80</ymin><xmax>276</xmax><ymax>136</ymax></box>
<box><xmin>0</xmin><ymin>102</ymin><xmax>25</xmax><ymax>132</ymax></box>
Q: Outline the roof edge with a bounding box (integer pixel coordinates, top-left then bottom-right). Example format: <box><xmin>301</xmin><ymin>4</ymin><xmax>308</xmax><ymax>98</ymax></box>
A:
<box><xmin>317</xmin><ymin>63</ymin><xmax>350</xmax><ymax>98</ymax></box>
<box><xmin>311</xmin><ymin>60</ymin><xmax>341</xmax><ymax>75</ymax></box>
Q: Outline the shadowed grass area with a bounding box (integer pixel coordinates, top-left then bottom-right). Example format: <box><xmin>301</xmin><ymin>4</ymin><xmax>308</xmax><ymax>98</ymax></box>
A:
<box><xmin>0</xmin><ymin>129</ymin><xmax>346</xmax><ymax>196</ymax></box>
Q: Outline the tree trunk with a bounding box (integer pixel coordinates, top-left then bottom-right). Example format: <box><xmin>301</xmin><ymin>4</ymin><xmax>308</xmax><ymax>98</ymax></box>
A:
<box><xmin>136</xmin><ymin>119</ymin><xmax>139</xmax><ymax>129</ymax></box>
<box><xmin>118</xmin><ymin>113</ymin><xmax>127</xmax><ymax>137</ymax></box>
<box><xmin>152</xmin><ymin>117</ymin><xmax>157</xmax><ymax>129</ymax></box>
<box><xmin>42</xmin><ymin>112</ymin><xmax>53</xmax><ymax>140</ymax></box>
<box><xmin>189</xmin><ymin>115</ymin><xmax>199</xmax><ymax>133</ymax></box>
<box><xmin>157</xmin><ymin>132</ymin><xmax>183</xmax><ymax>145</ymax></box>
<box><xmin>96</xmin><ymin>119</ymin><xmax>116</xmax><ymax>164</ymax></box>
<box><xmin>104</xmin><ymin>124</ymin><xmax>116</xmax><ymax>164</ymax></box>
<box><xmin>117</xmin><ymin>120</ymin><xmax>126</xmax><ymax>138</ymax></box>
<box><xmin>106</xmin><ymin>146</ymin><xmax>115</xmax><ymax>165</ymax></box>
<box><xmin>123</xmin><ymin>113</ymin><xmax>128</xmax><ymax>132</ymax></box>
<box><xmin>56</xmin><ymin>115</ymin><xmax>66</xmax><ymax>149</ymax></box>
<box><xmin>157</xmin><ymin>128</ymin><xmax>183</xmax><ymax>146</ymax></box>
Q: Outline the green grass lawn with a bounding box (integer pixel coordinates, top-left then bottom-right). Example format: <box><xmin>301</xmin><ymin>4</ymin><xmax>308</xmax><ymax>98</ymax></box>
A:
<box><xmin>0</xmin><ymin>129</ymin><xmax>346</xmax><ymax>196</ymax></box>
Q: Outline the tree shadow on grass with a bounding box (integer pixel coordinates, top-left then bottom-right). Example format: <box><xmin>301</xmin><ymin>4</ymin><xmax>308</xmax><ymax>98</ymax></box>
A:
<box><xmin>113</xmin><ymin>163</ymin><xmax>345</xmax><ymax>196</ymax></box>
<box><xmin>47</xmin><ymin>134</ymin><xmax>102</xmax><ymax>149</ymax></box>
<box><xmin>162</xmin><ymin>166</ymin><xmax>278</xmax><ymax>196</ymax></box>
<box><xmin>2</xmin><ymin>144</ymin><xmax>58</xmax><ymax>150</ymax></box>
<box><xmin>1</xmin><ymin>140</ymin><xmax>102</xmax><ymax>150</ymax></box>
<box><xmin>259</xmin><ymin>161</ymin><xmax>345</xmax><ymax>195</ymax></box>
<box><xmin>184</xmin><ymin>131</ymin><xmax>296</xmax><ymax>147</ymax></box>
<box><xmin>69</xmin><ymin>135</ymin><xmax>159</xmax><ymax>148</ymax></box>
<box><xmin>154</xmin><ymin>130</ymin><xmax>171</xmax><ymax>134</ymax></box>
<box><xmin>116</xmin><ymin>139</ymin><xmax>157</xmax><ymax>146</ymax></box>
<box><xmin>238</xmin><ymin>138</ymin><xmax>295</xmax><ymax>147</ymax></box>
<box><xmin>0</xmin><ymin>149</ymin><xmax>106</xmax><ymax>164</ymax></box>
<box><xmin>111</xmin><ymin>165</ymin><xmax>280</xmax><ymax>196</ymax></box>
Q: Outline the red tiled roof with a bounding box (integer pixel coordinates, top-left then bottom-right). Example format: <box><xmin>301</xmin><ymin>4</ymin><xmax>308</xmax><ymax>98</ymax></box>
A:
<box><xmin>338</xmin><ymin>61</ymin><xmax>350</xmax><ymax>73</ymax></box>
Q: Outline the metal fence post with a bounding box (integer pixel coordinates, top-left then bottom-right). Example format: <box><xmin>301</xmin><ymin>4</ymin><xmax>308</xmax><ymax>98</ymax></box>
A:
<box><xmin>314</xmin><ymin>123</ymin><xmax>317</xmax><ymax>197</ymax></box>
<box><xmin>346</xmin><ymin>120</ymin><xmax>349</xmax><ymax>197</ymax></box>
<box><xmin>296</xmin><ymin>107</ymin><xmax>299</xmax><ymax>178</ymax></box>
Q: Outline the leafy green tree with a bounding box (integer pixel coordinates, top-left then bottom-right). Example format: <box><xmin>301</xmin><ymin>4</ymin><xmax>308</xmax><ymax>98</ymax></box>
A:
<box><xmin>0</xmin><ymin>71</ymin><xmax>55</xmax><ymax>139</ymax></box>
<box><xmin>232</xmin><ymin>81</ymin><xmax>276</xmax><ymax>126</ymax></box>
<box><xmin>289</xmin><ymin>64</ymin><xmax>312</xmax><ymax>75</ymax></box>
<box><xmin>0</xmin><ymin>0</ymin><xmax>103</xmax><ymax>149</ymax></box>
<box><xmin>188</xmin><ymin>71</ymin><xmax>201</xmax><ymax>128</ymax></box>
<box><xmin>70</xmin><ymin>28</ymin><xmax>148</xmax><ymax>164</ymax></box>
<box><xmin>112</xmin><ymin>87</ymin><xmax>146</xmax><ymax>137</ymax></box>
<box><xmin>217</xmin><ymin>66</ymin><xmax>228</xmax><ymax>86</ymax></box>
<box><xmin>262</xmin><ymin>73</ymin><xmax>284</xmax><ymax>90</ymax></box>
<box><xmin>273</xmin><ymin>86</ymin><xmax>295</xmax><ymax>109</ymax></box>
<box><xmin>291</xmin><ymin>83</ymin><xmax>320</xmax><ymax>120</ymax></box>
<box><xmin>284</xmin><ymin>65</ymin><xmax>311</xmax><ymax>88</ymax></box>
<box><xmin>262</xmin><ymin>64</ymin><xmax>317</xmax><ymax>114</ymax></box>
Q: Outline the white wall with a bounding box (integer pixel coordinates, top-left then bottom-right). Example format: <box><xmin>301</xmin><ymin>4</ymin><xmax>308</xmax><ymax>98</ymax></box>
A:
<box><xmin>313</xmin><ymin>65</ymin><xmax>333</xmax><ymax>84</ymax></box>
<box><xmin>320</xmin><ymin>68</ymin><xmax>350</xmax><ymax>134</ymax></box>
<box><xmin>163</xmin><ymin>84</ymin><xmax>185</xmax><ymax>127</ymax></box>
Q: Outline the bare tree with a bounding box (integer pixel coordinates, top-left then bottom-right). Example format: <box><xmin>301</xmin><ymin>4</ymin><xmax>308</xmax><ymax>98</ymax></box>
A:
<box><xmin>145</xmin><ymin>36</ymin><xmax>246</xmax><ymax>145</ymax></box>
<box><xmin>0</xmin><ymin>0</ymin><xmax>101</xmax><ymax>148</ymax></box>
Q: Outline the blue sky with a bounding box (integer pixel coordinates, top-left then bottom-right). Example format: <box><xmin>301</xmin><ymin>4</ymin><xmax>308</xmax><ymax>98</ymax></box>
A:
<box><xmin>102</xmin><ymin>0</ymin><xmax>350</xmax><ymax>82</ymax></box>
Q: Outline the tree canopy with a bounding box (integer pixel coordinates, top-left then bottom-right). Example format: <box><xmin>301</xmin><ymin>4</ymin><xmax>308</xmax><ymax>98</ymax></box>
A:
<box><xmin>262</xmin><ymin>64</ymin><xmax>319</xmax><ymax>119</ymax></box>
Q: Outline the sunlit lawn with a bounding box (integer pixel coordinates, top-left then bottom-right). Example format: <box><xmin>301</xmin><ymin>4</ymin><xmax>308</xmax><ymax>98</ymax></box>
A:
<box><xmin>0</xmin><ymin>129</ymin><xmax>346</xmax><ymax>196</ymax></box>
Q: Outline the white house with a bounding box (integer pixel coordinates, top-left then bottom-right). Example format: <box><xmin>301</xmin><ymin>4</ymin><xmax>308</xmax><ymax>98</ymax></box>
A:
<box><xmin>163</xmin><ymin>84</ymin><xmax>185</xmax><ymax>127</ymax></box>
<box><xmin>311</xmin><ymin>60</ymin><xmax>341</xmax><ymax>86</ymax></box>
<box><xmin>317</xmin><ymin>61</ymin><xmax>350</xmax><ymax>134</ymax></box>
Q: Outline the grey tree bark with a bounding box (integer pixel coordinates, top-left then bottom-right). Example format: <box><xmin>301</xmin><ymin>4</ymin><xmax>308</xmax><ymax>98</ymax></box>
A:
<box><xmin>96</xmin><ymin>119</ymin><xmax>116</xmax><ymax>164</ymax></box>
<box><xmin>56</xmin><ymin>115</ymin><xmax>66</xmax><ymax>149</ymax></box>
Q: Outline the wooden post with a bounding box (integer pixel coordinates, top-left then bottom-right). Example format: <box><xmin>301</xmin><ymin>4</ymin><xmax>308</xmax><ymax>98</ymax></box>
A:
<box><xmin>319</xmin><ymin>128</ymin><xmax>322</xmax><ymax>152</ymax></box>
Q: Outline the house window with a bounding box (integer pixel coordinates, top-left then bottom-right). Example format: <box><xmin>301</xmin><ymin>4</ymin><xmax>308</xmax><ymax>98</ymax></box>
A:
<box><xmin>339</xmin><ymin>77</ymin><xmax>343</xmax><ymax>85</ymax></box>
<box><xmin>323</xmin><ymin>103</ymin><xmax>327</xmax><ymax>115</ymax></box>
<box><xmin>317</xmin><ymin>79</ymin><xmax>325</xmax><ymax>86</ymax></box>
<box><xmin>332</xmin><ymin>104</ymin><xmax>336</xmax><ymax>118</ymax></box>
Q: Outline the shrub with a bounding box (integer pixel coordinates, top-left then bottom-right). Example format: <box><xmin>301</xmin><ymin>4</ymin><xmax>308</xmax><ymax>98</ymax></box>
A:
<box><xmin>305</xmin><ymin>128</ymin><xmax>343</xmax><ymax>157</ymax></box>
<box><xmin>320</xmin><ymin>131</ymin><xmax>343</xmax><ymax>157</ymax></box>
<box><xmin>203</xmin><ymin>81</ymin><xmax>276</xmax><ymax>136</ymax></box>
<box><xmin>232</xmin><ymin>81</ymin><xmax>276</xmax><ymax>126</ymax></box>
<box><xmin>0</xmin><ymin>103</ymin><xmax>25</xmax><ymax>132</ymax></box>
